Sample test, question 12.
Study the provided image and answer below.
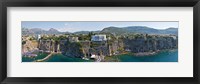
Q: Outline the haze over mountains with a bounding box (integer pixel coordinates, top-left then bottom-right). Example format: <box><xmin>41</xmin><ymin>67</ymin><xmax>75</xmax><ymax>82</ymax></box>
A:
<box><xmin>22</xmin><ymin>26</ymin><xmax>178</xmax><ymax>35</ymax></box>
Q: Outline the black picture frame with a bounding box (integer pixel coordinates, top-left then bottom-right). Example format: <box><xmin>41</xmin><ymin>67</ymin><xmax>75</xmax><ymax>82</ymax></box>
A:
<box><xmin>0</xmin><ymin>0</ymin><xmax>199</xmax><ymax>84</ymax></box>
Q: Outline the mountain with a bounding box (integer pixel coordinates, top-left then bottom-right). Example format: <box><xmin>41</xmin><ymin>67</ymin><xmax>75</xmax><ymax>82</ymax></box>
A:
<box><xmin>101</xmin><ymin>26</ymin><xmax>178</xmax><ymax>35</ymax></box>
<box><xmin>124</xmin><ymin>26</ymin><xmax>159</xmax><ymax>34</ymax></box>
<box><xmin>100</xmin><ymin>27</ymin><xmax>127</xmax><ymax>35</ymax></box>
<box><xmin>22</xmin><ymin>26</ymin><xmax>178</xmax><ymax>36</ymax></box>
<box><xmin>29</xmin><ymin>28</ymin><xmax>46</xmax><ymax>35</ymax></box>
<box><xmin>22</xmin><ymin>28</ymin><xmax>34</xmax><ymax>35</ymax></box>
<box><xmin>47</xmin><ymin>28</ymin><xmax>61</xmax><ymax>34</ymax></box>
<box><xmin>22</xmin><ymin>28</ymin><xmax>70</xmax><ymax>35</ymax></box>
<box><xmin>74</xmin><ymin>31</ymin><xmax>90</xmax><ymax>34</ymax></box>
<box><xmin>159</xmin><ymin>27</ymin><xmax>178</xmax><ymax>35</ymax></box>
<box><xmin>74</xmin><ymin>30</ymin><xmax>101</xmax><ymax>34</ymax></box>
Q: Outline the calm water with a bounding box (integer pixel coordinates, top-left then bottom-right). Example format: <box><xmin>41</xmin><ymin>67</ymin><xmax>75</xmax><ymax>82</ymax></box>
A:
<box><xmin>22</xmin><ymin>49</ymin><xmax>178</xmax><ymax>62</ymax></box>
<box><xmin>116</xmin><ymin>49</ymin><xmax>178</xmax><ymax>62</ymax></box>
<box><xmin>22</xmin><ymin>53</ymin><xmax>49</xmax><ymax>62</ymax></box>
<box><xmin>46</xmin><ymin>54</ymin><xmax>94</xmax><ymax>62</ymax></box>
<box><xmin>22</xmin><ymin>53</ymin><xmax>94</xmax><ymax>62</ymax></box>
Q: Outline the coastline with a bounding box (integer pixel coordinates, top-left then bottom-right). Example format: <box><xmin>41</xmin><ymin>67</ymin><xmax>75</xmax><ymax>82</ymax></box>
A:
<box><xmin>133</xmin><ymin>49</ymin><xmax>178</xmax><ymax>56</ymax></box>
<box><xmin>104</xmin><ymin>49</ymin><xmax>178</xmax><ymax>62</ymax></box>
<box><xmin>106</xmin><ymin>48</ymin><xmax>178</xmax><ymax>58</ymax></box>
<box><xmin>134</xmin><ymin>51</ymin><xmax>157</xmax><ymax>56</ymax></box>
<box><xmin>22</xmin><ymin>49</ymin><xmax>178</xmax><ymax>62</ymax></box>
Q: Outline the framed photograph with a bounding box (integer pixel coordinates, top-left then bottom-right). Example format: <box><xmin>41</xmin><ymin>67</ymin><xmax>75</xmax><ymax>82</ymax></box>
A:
<box><xmin>0</xmin><ymin>0</ymin><xmax>199</xmax><ymax>84</ymax></box>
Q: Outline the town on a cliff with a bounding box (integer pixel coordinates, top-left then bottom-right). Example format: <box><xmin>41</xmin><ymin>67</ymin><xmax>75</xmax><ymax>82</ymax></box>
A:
<box><xmin>22</xmin><ymin>26</ymin><xmax>178</xmax><ymax>62</ymax></box>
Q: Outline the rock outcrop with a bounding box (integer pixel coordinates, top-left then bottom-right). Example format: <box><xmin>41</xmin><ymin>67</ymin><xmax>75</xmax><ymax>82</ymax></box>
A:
<box><xmin>38</xmin><ymin>40</ymin><xmax>84</xmax><ymax>58</ymax></box>
<box><xmin>123</xmin><ymin>34</ymin><xmax>178</xmax><ymax>53</ymax></box>
<box><xmin>22</xmin><ymin>38</ymin><xmax>38</xmax><ymax>54</ymax></box>
<box><xmin>60</xmin><ymin>41</ymin><xmax>84</xmax><ymax>58</ymax></box>
<box><xmin>38</xmin><ymin>40</ymin><xmax>60</xmax><ymax>53</ymax></box>
<box><xmin>36</xmin><ymin>34</ymin><xmax>178</xmax><ymax>58</ymax></box>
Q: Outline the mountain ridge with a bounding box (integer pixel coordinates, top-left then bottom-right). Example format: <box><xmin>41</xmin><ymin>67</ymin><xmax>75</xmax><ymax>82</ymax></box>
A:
<box><xmin>101</xmin><ymin>26</ymin><xmax>178</xmax><ymax>35</ymax></box>
<box><xmin>22</xmin><ymin>26</ymin><xmax>178</xmax><ymax>35</ymax></box>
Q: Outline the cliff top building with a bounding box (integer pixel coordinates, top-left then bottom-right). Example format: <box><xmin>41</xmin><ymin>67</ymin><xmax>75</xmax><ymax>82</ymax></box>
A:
<box><xmin>36</xmin><ymin>34</ymin><xmax>41</xmax><ymax>40</ymax></box>
<box><xmin>170</xmin><ymin>35</ymin><xmax>177</xmax><ymax>40</ymax></box>
<box><xmin>91</xmin><ymin>35</ymin><xmax>107</xmax><ymax>41</ymax></box>
<box><xmin>69</xmin><ymin>36</ymin><xmax>79</xmax><ymax>42</ymax></box>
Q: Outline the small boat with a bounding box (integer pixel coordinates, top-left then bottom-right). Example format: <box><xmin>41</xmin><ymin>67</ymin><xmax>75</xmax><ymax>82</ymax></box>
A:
<box><xmin>82</xmin><ymin>57</ymin><xmax>89</xmax><ymax>60</ymax></box>
<box><xmin>90</xmin><ymin>54</ymin><xmax>96</xmax><ymax>58</ymax></box>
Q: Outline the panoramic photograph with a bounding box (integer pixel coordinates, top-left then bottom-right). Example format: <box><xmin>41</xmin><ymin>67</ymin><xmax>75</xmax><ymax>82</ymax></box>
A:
<box><xmin>22</xmin><ymin>21</ymin><xmax>178</xmax><ymax>62</ymax></box>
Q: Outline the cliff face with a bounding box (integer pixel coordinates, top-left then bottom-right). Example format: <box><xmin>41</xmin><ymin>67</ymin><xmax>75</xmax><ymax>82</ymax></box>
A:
<box><xmin>39</xmin><ymin>40</ymin><xmax>84</xmax><ymax>58</ymax></box>
<box><xmin>108</xmin><ymin>40</ymin><xmax>124</xmax><ymax>55</ymax></box>
<box><xmin>36</xmin><ymin>34</ymin><xmax>178</xmax><ymax>58</ymax></box>
<box><xmin>89</xmin><ymin>41</ymin><xmax>109</xmax><ymax>56</ymax></box>
<box><xmin>39</xmin><ymin>40</ymin><xmax>60</xmax><ymax>53</ymax></box>
<box><xmin>79</xmin><ymin>41</ymin><xmax>91</xmax><ymax>57</ymax></box>
<box><xmin>60</xmin><ymin>41</ymin><xmax>84</xmax><ymax>58</ymax></box>
<box><xmin>123</xmin><ymin>34</ymin><xmax>178</xmax><ymax>53</ymax></box>
<box><xmin>22</xmin><ymin>40</ymin><xmax>38</xmax><ymax>54</ymax></box>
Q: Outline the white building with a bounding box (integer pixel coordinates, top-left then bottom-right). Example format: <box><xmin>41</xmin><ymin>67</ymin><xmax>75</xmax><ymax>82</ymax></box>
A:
<box><xmin>36</xmin><ymin>34</ymin><xmax>41</xmax><ymax>40</ymax></box>
<box><xmin>170</xmin><ymin>35</ymin><xmax>177</xmax><ymax>40</ymax></box>
<box><xmin>91</xmin><ymin>35</ymin><xmax>107</xmax><ymax>41</ymax></box>
<box><xmin>69</xmin><ymin>36</ymin><xmax>79</xmax><ymax>42</ymax></box>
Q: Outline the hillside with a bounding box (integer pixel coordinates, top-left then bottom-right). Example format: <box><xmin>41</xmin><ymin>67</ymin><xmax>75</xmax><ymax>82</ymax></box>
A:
<box><xmin>101</xmin><ymin>26</ymin><xmax>178</xmax><ymax>35</ymax></box>
<box><xmin>22</xmin><ymin>28</ymin><xmax>70</xmax><ymax>35</ymax></box>
<box><xmin>22</xmin><ymin>26</ymin><xmax>178</xmax><ymax>35</ymax></box>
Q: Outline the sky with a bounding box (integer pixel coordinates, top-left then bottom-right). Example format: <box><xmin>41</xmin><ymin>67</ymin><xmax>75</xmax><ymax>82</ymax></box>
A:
<box><xmin>22</xmin><ymin>21</ymin><xmax>178</xmax><ymax>33</ymax></box>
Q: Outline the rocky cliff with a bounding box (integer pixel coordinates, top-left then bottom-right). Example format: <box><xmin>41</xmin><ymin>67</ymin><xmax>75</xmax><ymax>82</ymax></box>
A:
<box><xmin>36</xmin><ymin>34</ymin><xmax>178</xmax><ymax>58</ymax></box>
<box><xmin>22</xmin><ymin>38</ymin><xmax>38</xmax><ymax>54</ymax></box>
<box><xmin>123</xmin><ymin>34</ymin><xmax>178</xmax><ymax>53</ymax></box>
<box><xmin>59</xmin><ymin>41</ymin><xmax>84</xmax><ymax>58</ymax></box>
<box><xmin>39</xmin><ymin>40</ymin><xmax>60</xmax><ymax>53</ymax></box>
<box><xmin>38</xmin><ymin>40</ymin><xmax>84</xmax><ymax>58</ymax></box>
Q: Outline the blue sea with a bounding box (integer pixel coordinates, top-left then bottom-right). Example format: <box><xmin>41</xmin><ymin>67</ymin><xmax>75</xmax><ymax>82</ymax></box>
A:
<box><xmin>116</xmin><ymin>49</ymin><xmax>178</xmax><ymax>62</ymax></box>
<box><xmin>22</xmin><ymin>49</ymin><xmax>178</xmax><ymax>62</ymax></box>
